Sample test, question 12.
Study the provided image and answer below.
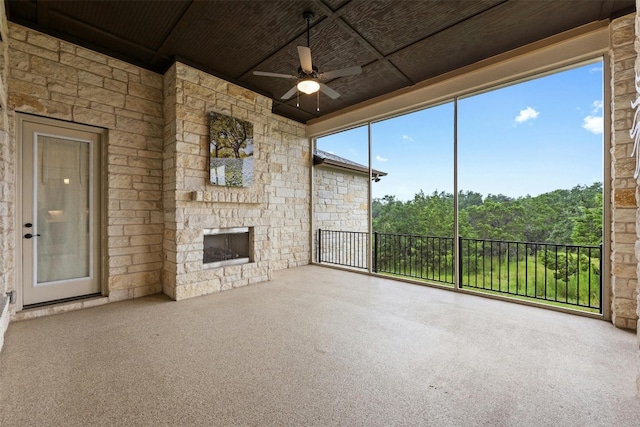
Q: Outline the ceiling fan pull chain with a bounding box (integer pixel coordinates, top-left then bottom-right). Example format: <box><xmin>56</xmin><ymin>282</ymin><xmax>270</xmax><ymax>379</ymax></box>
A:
<box><xmin>317</xmin><ymin>91</ymin><xmax>320</xmax><ymax>112</ymax></box>
<box><xmin>297</xmin><ymin>90</ymin><xmax>300</xmax><ymax>108</ymax></box>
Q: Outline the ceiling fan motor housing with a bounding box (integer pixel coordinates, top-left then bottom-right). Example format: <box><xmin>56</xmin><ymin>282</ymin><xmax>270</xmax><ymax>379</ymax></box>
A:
<box><xmin>298</xmin><ymin>65</ymin><xmax>319</xmax><ymax>79</ymax></box>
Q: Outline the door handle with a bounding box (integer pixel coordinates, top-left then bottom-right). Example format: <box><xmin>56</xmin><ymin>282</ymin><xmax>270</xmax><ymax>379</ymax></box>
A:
<box><xmin>24</xmin><ymin>233</ymin><xmax>40</xmax><ymax>239</ymax></box>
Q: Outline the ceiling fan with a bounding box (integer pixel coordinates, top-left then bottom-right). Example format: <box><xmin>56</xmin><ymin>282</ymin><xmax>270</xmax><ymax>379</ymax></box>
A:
<box><xmin>253</xmin><ymin>11</ymin><xmax>362</xmax><ymax>109</ymax></box>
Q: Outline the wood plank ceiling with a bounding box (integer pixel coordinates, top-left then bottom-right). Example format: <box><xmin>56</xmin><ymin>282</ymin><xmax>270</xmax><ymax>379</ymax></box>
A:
<box><xmin>5</xmin><ymin>0</ymin><xmax>636</xmax><ymax>123</ymax></box>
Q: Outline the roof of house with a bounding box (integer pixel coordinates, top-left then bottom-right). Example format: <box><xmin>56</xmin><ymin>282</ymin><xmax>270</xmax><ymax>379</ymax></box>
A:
<box><xmin>313</xmin><ymin>149</ymin><xmax>387</xmax><ymax>179</ymax></box>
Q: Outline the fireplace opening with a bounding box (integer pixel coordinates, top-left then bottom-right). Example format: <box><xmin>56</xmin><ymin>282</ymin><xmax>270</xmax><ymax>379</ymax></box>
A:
<box><xmin>203</xmin><ymin>227</ymin><xmax>251</xmax><ymax>268</ymax></box>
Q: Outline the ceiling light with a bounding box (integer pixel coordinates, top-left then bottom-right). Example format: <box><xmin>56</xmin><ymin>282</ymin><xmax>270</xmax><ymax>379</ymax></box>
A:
<box><xmin>297</xmin><ymin>79</ymin><xmax>320</xmax><ymax>95</ymax></box>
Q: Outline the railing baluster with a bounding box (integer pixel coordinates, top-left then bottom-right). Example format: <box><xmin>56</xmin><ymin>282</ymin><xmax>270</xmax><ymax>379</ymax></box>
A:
<box><xmin>498</xmin><ymin>241</ymin><xmax>502</xmax><ymax>292</ymax></box>
<box><xmin>489</xmin><ymin>240</ymin><xmax>495</xmax><ymax>291</ymax></box>
<box><xmin>543</xmin><ymin>243</ymin><xmax>547</xmax><ymax>301</ymax></box>
<box><xmin>576</xmin><ymin>246</ymin><xmax>580</xmax><ymax>306</ymax></box>
<box><xmin>525</xmin><ymin>243</ymin><xmax>528</xmax><ymax>297</ymax></box>
<box><xmin>532</xmin><ymin>243</ymin><xmax>536</xmax><ymax>297</ymax></box>
<box><xmin>599</xmin><ymin>244</ymin><xmax>603</xmax><ymax>310</ymax></box>
<box><xmin>508</xmin><ymin>242</ymin><xmax>511</xmax><ymax>293</ymax></box>
<box><xmin>587</xmin><ymin>247</ymin><xmax>591</xmax><ymax>308</ymax></box>
<box><xmin>565</xmin><ymin>245</ymin><xmax>569</xmax><ymax>303</ymax></box>
<box><xmin>516</xmin><ymin>242</ymin><xmax>520</xmax><ymax>296</ymax></box>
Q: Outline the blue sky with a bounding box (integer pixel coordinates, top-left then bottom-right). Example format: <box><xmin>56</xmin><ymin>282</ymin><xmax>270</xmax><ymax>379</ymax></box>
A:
<box><xmin>316</xmin><ymin>60</ymin><xmax>604</xmax><ymax>201</ymax></box>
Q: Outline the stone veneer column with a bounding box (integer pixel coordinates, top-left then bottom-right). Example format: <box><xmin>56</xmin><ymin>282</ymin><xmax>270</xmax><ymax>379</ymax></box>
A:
<box><xmin>0</xmin><ymin>0</ymin><xmax>12</xmax><ymax>350</ymax></box>
<box><xmin>611</xmin><ymin>14</ymin><xmax>639</xmax><ymax>330</ymax></box>
<box><xmin>635</xmin><ymin>0</ymin><xmax>640</xmax><ymax>397</ymax></box>
<box><xmin>162</xmin><ymin>64</ymin><xmax>178</xmax><ymax>299</ymax></box>
<box><xmin>162</xmin><ymin>62</ymin><xmax>310</xmax><ymax>300</ymax></box>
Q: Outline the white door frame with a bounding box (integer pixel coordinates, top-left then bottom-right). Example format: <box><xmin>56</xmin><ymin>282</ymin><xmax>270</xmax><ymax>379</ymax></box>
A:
<box><xmin>16</xmin><ymin>113</ymin><xmax>107</xmax><ymax>311</ymax></box>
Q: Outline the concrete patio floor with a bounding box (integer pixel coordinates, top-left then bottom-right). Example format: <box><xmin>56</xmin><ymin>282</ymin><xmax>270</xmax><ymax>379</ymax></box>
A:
<box><xmin>1</xmin><ymin>265</ymin><xmax>639</xmax><ymax>426</ymax></box>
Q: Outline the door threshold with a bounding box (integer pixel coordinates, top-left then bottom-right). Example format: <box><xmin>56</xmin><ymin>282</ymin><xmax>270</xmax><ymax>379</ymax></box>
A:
<box><xmin>16</xmin><ymin>294</ymin><xmax>108</xmax><ymax>321</ymax></box>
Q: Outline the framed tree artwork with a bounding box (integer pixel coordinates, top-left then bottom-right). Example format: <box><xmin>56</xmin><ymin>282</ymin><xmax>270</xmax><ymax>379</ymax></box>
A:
<box><xmin>209</xmin><ymin>112</ymin><xmax>254</xmax><ymax>187</ymax></box>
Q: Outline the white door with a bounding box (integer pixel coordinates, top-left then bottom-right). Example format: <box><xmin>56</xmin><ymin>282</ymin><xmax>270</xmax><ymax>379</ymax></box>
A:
<box><xmin>20</xmin><ymin>116</ymin><xmax>102</xmax><ymax>306</ymax></box>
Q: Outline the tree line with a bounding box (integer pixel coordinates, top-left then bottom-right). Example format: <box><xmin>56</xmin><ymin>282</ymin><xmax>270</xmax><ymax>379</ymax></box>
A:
<box><xmin>372</xmin><ymin>182</ymin><xmax>603</xmax><ymax>246</ymax></box>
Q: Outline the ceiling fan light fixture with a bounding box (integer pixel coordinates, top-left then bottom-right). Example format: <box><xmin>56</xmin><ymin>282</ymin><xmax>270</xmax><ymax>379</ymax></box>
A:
<box><xmin>297</xmin><ymin>79</ymin><xmax>320</xmax><ymax>94</ymax></box>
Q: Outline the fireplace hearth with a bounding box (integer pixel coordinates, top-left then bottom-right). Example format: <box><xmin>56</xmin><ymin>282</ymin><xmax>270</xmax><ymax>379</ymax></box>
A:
<box><xmin>203</xmin><ymin>227</ymin><xmax>251</xmax><ymax>268</ymax></box>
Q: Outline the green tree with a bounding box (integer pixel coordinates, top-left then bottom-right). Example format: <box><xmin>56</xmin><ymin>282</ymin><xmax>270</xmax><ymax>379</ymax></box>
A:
<box><xmin>465</xmin><ymin>199</ymin><xmax>526</xmax><ymax>241</ymax></box>
<box><xmin>210</xmin><ymin>113</ymin><xmax>253</xmax><ymax>159</ymax></box>
<box><xmin>371</xmin><ymin>183</ymin><xmax>602</xmax><ymax>247</ymax></box>
<box><xmin>458</xmin><ymin>190</ymin><xmax>483</xmax><ymax>211</ymax></box>
<box><xmin>415</xmin><ymin>191</ymin><xmax>454</xmax><ymax>237</ymax></box>
<box><xmin>571</xmin><ymin>192</ymin><xmax>602</xmax><ymax>245</ymax></box>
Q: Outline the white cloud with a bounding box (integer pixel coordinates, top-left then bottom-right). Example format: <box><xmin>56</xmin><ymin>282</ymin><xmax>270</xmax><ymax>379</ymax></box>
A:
<box><xmin>582</xmin><ymin>100</ymin><xmax>603</xmax><ymax>134</ymax></box>
<box><xmin>402</xmin><ymin>134</ymin><xmax>414</xmax><ymax>142</ymax></box>
<box><xmin>583</xmin><ymin>115</ymin><xmax>603</xmax><ymax>134</ymax></box>
<box><xmin>591</xmin><ymin>100</ymin><xmax>603</xmax><ymax>113</ymax></box>
<box><xmin>589</xmin><ymin>66</ymin><xmax>603</xmax><ymax>73</ymax></box>
<box><xmin>515</xmin><ymin>107</ymin><xmax>540</xmax><ymax>124</ymax></box>
<box><xmin>376</xmin><ymin>155</ymin><xmax>388</xmax><ymax>162</ymax></box>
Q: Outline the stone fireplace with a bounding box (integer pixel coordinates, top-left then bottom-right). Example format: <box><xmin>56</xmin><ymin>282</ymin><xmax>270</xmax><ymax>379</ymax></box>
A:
<box><xmin>203</xmin><ymin>227</ymin><xmax>252</xmax><ymax>268</ymax></box>
<box><xmin>159</xmin><ymin>62</ymin><xmax>310</xmax><ymax>301</ymax></box>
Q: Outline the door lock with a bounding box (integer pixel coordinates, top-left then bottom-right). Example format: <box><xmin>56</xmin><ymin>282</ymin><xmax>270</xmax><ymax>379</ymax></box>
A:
<box><xmin>24</xmin><ymin>223</ymin><xmax>32</xmax><ymax>228</ymax></box>
<box><xmin>24</xmin><ymin>233</ymin><xmax>40</xmax><ymax>239</ymax></box>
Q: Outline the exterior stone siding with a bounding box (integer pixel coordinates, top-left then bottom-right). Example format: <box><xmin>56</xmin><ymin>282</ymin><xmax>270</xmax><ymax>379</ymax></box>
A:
<box><xmin>0</xmin><ymin>1</ymin><xmax>11</xmax><ymax>349</ymax></box>
<box><xmin>163</xmin><ymin>62</ymin><xmax>310</xmax><ymax>300</ymax></box>
<box><xmin>6</xmin><ymin>22</ymin><xmax>165</xmax><ymax>311</ymax></box>
<box><xmin>0</xmin><ymin>22</ymin><xmax>311</xmax><ymax>314</ymax></box>
<box><xmin>611</xmin><ymin>14</ymin><xmax>639</xmax><ymax>330</ymax></box>
<box><xmin>634</xmin><ymin>0</ymin><xmax>640</xmax><ymax>396</ymax></box>
<box><xmin>314</xmin><ymin>166</ymin><xmax>369</xmax><ymax>267</ymax></box>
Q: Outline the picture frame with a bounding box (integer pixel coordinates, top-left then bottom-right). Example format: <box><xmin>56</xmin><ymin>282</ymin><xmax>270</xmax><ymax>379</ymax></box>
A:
<box><xmin>209</xmin><ymin>112</ymin><xmax>254</xmax><ymax>187</ymax></box>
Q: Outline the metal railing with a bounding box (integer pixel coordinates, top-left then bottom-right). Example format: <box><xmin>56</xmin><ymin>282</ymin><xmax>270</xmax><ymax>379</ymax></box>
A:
<box><xmin>316</xmin><ymin>229</ymin><xmax>602</xmax><ymax>312</ymax></box>
<box><xmin>373</xmin><ymin>232</ymin><xmax>455</xmax><ymax>284</ymax></box>
<box><xmin>459</xmin><ymin>238</ymin><xmax>602</xmax><ymax>311</ymax></box>
<box><xmin>317</xmin><ymin>229</ymin><xmax>369</xmax><ymax>269</ymax></box>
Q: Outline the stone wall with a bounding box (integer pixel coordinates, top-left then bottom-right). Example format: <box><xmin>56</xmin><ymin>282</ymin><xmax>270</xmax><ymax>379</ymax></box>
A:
<box><xmin>634</xmin><ymin>0</ymin><xmax>640</xmax><ymax>397</ymax></box>
<box><xmin>314</xmin><ymin>166</ymin><xmax>369</xmax><ymax>267</ymax></box>
<box><xmin>0</xmin><ymin>0</ymin><xmax>12</xmax><ymax>350</ymax></box>
<box><xmin>6</xmin><ymin>23</ymin><xmax>165</xmax><ymax>308</ymax></box>
<box><xmin>0</xmin><ymin>23</ymin><xmax>311</xmax><ymax>312</ymax></box>
<box><xmin>163</xmin><ymin>62</ymin><xmax>310</xmax><ymax>300</ymax></box>
<box><xmin>611</xmin><ymin>14</ymin><xmax>639</xmax><ymax>330</ymax></box>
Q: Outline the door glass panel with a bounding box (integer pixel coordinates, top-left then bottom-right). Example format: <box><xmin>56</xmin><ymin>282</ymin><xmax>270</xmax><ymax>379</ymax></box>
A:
<box><xmin>36</xmin><ymin>135</ymin><xmax>91</xmax><ymax>283</ymax></box>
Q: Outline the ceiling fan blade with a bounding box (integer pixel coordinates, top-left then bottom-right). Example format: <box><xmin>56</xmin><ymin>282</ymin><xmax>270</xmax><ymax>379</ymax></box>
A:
<box><xmin>319</xmin><ymin>83</ymin><xmax>340</xmax><ymax>100</ymax></box>
<box><xmin>281</xmin><ymin>85</ymin><xmax>298</xmax><ymax>100</ymax></box>
<box><xmin>253</xmin><ymin>70</ymin><xmax>296</xmax><ymax>79</ymax></box>
<box><xmin>319</xmin><ymin>66</ymin><xmax>362</xmax><ymax>80</ymax></box>
<box><xmin>297</xmin><ymin>46</ymin><xmax>313</xmax><ymax>74</ymax></box>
